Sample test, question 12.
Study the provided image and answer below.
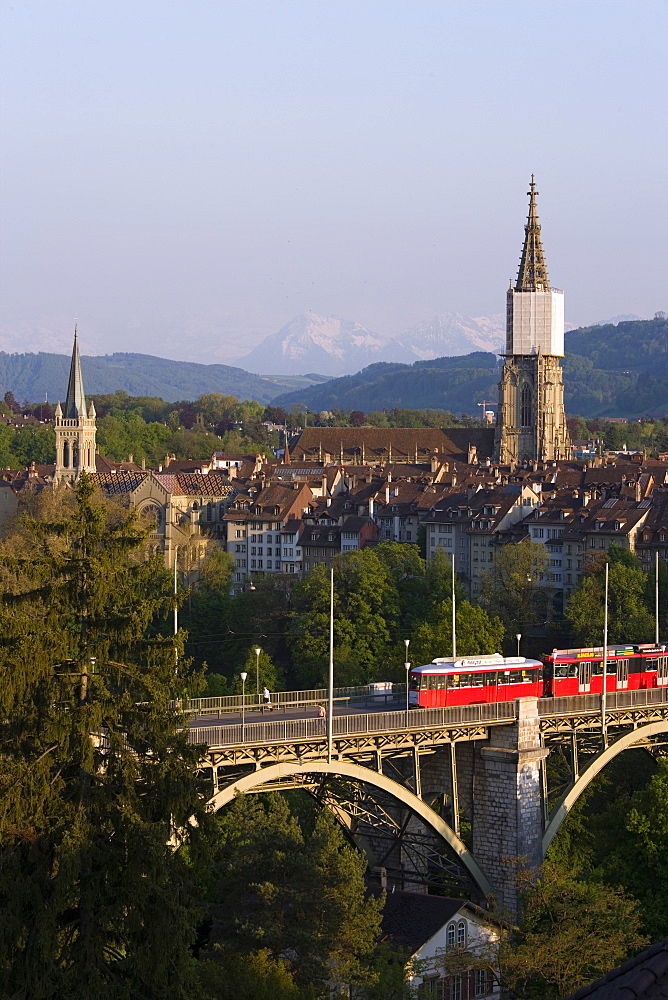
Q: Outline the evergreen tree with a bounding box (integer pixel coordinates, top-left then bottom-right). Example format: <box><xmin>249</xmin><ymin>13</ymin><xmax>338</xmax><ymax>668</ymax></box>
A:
<box><xmin>202</xmin><ymin>793</ymin><xmax>383</xmax><ymax>997</ymax></box>
<box><xmin>0</xmin><ymin>475</ymin><xmax>214</xmax><ymax>999</ymax></box>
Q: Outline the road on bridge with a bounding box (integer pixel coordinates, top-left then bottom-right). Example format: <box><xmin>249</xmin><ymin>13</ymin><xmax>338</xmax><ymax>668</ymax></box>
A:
<box><xmin>187</xmin><ymin>698</ymin><xmax>405</xmax><ymax>731</ymax></box>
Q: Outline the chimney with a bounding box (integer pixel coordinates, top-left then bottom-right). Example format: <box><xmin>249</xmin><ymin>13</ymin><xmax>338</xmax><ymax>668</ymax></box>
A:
<box><xmin>141</xmin><ymin>457</ymin><xmax>146</xmax><ymax>470</ymax></box>
<box><xmin>128</xmin><ymin>453</ymin><xmax>133</xmax><ymax>464</ymax></box>
<box><xmin>368</xmin><ymin>497</ymin><xmax>374</xmax><ymax>518</ymax></box>
<box><xmin>385</xmin><ymin>486</ymin><xmax>390</xmax><ymax>503</ymax></box>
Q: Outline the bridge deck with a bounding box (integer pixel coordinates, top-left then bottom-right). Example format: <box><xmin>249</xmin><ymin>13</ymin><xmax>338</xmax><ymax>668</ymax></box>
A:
<box><xmin>189</xmin><ymin>687</ymin><xmax>668</xmax><ymax>751</ymax></box>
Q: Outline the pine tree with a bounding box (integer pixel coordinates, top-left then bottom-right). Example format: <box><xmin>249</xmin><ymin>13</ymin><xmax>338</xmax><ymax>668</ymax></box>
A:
<box><xmin>202</xmin><ymin>793</ymin><xmax>384</xmax><ymax>997</ymax></box>
<box><xmin>0</xmin><ymin>475</ymin><xmax>214</xmax><ymax>999</ymax></box>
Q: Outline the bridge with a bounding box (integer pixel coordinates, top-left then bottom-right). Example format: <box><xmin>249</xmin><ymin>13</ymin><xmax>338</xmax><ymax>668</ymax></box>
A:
<box><xmin>187</xmin><ymin>686</ymin><xmax>668</xmax><ymax>918</ymax></box>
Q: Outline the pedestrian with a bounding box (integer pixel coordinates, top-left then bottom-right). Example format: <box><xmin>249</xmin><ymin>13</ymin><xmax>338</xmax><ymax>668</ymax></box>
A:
<box><xmin>262</xmin><ymin>686</ymin><xmax>272</xmax><ymax>712</ymax></box>
<box><xmin>317</xmin><ymin>704</ymin><xmax>326</xmax><ymax>719</ymax></box>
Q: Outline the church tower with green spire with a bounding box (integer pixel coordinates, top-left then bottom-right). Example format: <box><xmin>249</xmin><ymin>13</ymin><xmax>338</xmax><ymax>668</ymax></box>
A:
<box><xmin>494</xmin><ymin>178</ymin><xmax>570</xmax><ymax>465</ymax></box>
<box><xmin>54</xmin><ymin>327</ymin><xmax>97</xmax><ymax>484</ymax></box>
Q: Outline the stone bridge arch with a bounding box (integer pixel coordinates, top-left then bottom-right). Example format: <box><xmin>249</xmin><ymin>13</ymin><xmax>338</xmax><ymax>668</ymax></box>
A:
<box><xmin>208</xmin><ymin>759</ymin><xmax>492</xmax><ymax>896</ymax></box>
<box><xmin>543</xmin><ymin>720</ymin><xmax>668</xmax><ymax>854</ymax></box>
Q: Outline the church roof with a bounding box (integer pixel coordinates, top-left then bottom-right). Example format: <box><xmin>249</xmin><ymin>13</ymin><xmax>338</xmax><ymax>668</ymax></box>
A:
<box><xmin>63</xmin><ymin>328</ymin><xmax>88</xmax><ymax>419</ymax></box>
<box><xmin>515</xmin><ymin>175</ymin><xmax>550</xmax><ymax>292</ymax></box>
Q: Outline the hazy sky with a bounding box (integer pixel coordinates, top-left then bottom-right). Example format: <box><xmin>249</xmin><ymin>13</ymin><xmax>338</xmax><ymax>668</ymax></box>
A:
<box><xmin>1</xmin><ymin>1</ymin><xmax>666</xmax><ymax>362</ymax></box>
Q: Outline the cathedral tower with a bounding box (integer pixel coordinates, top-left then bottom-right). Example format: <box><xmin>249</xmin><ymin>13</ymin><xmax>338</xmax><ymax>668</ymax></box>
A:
<box><xmin>494</xmin><ymin>178</ymin><xmax>570</xmax><ymax>465</ymax></box>
<box><xmin>54</xmin><ymin>328</ymin><xmax>97</xmax><ymax>484</ymax></box>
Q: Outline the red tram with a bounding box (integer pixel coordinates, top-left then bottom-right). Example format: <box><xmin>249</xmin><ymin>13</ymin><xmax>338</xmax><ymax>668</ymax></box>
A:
<box><xmin>408</xmin><ymin>644</ymin><xmax>668</xmax><ymax>708</ymax></box>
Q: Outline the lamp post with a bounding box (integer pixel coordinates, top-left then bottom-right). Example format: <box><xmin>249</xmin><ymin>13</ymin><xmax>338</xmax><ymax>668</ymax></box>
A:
<box><xmin>254</xmin><ymin>646</ymin><xmax>261</xmax><ymax>698</ymax></box>
<box><xmin>240</xmin><ymin>671</ymin><xmax>248</xmax><ymax>742</ymax></box>
<box><xmin>656</xmin><ymin>551</ymin><xmax>660</xmax><ymax>645</ymax></box>
<box><xmin>328</xmin><ymin>567</ymin><xmax>334</xmax><ymax>764</ymax></box>
<box><xmin>601</xmin><ymin>563</ymin><xmax>609</xmax><ymax>745</ymax></box>
<box><xmin>516</xmin><ymin>633</ymin><xmax>522</xmax><ymax>657</ymax></box>
<box><xmin>404</xmin><ymin>638</ymin><xmax>411</xmax><ymax>726</ymax></box>
<box><xmin>451</xmin><ymin>554</ymin><xmax>457</xmax><ymax>659</ymax></box>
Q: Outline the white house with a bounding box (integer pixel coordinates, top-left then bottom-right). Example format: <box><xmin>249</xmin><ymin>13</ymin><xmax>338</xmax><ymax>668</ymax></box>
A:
<box><xmin>377</xmin><ymin>890</ymin><xmax>503</xmax><ymax>999</ymax></box>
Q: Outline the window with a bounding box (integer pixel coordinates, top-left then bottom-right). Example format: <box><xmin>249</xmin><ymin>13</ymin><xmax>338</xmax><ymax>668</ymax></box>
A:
<box><xmin>457</xmin><ymin>920</ymin><xmax>467</xmax><ymax>946</ymax></box>
<box><xmin>250</xmin><ymin>559</ymin><xmax>256</xmax><ymax>569</ymax></box>
<box><xmin>450</xmin><ymin>975</ymin><xmax>462</xmax><ymax>1000</ymax></box>
<box><xmin>267</xmin><ymin>560</ymin><xmax>272</xmax><ymax>569</ymax></box>
<box><xmin>421</xmin><ymin>980</ymin><xmax>446</xmax><ymax>999</ymax></box>
<box><xmin>257</xmin><ymin>559</ymin><xmax>263</xmax><ymax>569</ymax></box>
<box><xmin>520</xmin><ymin>383</ymin><xmax>532</xmax><ymax>427</ymax></box>
<box><xmin>446</xmin><ymin>923</ymin><xmax>456</xmax><ymax>948</ymax></box>
<box><xmin>235</xmin><ymin>544</ymin><xmax>242</xmax><ymax>552</ymax></box>
<box><xmin>475</xmin><ymin>969</ymin><xmax>487</xmax><ymax>997</ymax></box>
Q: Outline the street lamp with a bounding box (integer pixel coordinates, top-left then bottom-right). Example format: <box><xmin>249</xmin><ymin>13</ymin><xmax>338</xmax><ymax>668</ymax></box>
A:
<box><xmin>240</xmin><ymin>671</ymin><xmax>248</xmax><ymax>742</ymax></box>
<box><xmin>516</xmin><ymin>633</ymin><xmax>522</xmax><ymax>657</ymax></box>
<box><xmin>404</xmin><ymin>639</ymin><xmax>411</xmax><ymax>726</ymax></box>
<box><xmin>254</xmin><ymin>647</ymin><xmax>261</xmax><ymax>697</ymax></box>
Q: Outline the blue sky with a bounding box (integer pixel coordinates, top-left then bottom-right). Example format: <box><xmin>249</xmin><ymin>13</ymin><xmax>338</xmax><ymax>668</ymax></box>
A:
<box><xmin>1</xmin><ymin>0</ymin><xmax>665</xmax><ymax>361</ymax></box>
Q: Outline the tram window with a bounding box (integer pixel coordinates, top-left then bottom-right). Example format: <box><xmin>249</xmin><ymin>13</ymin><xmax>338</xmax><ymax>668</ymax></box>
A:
<box><xmin>435</xmin><ymin>675</ymin><xmax>446</xmax><ymax>690</ymax></box>
<box><xmin>591</xmin><ymin>661</ymin><xmax>603</xmax><ymax>675</ymax></box>
<box><xmin>646</xmin><ymin>658</ymin><xmax>659</xmax><ymax>672</ymax></box>
<box><xmin>554</xmin><ymin>663</ymin><xmax>577</xmax><ymax>677</ymax></box>
<box><xmin>409</xmin><ymin>675</ymin><xmax>420</xmax><ymax>691</ymax></box>
<box><xmin>629</xmin><ymin>658</ymin><xmax>644</xmax><ymax>673</ymax></box>
<box><xmin>464</xmin><ymin>672</ymin><xmax>484</xmax><ymax>687</ymax></box>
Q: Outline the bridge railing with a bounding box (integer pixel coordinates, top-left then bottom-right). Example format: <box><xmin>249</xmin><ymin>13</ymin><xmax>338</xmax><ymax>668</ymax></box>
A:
<box><xmin>539</xmin><ymin>686</ymin><xmax>668</xmax><ymax>717</ymax></box>
<box><xmin>190</xmin><ymin>699</ymin><xmax>519</xmax><ymax>748</ymax></box>
<box><xmin>184</xmin><ymin>683</ymin><xmax>404</xmax><ymax>717</ymax></box>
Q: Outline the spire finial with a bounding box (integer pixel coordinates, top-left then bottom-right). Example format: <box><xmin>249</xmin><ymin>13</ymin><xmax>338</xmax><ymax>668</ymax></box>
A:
<box><xmin>515</xmin><ymin>175</ymin><xmax>550</xmax><ymax>292</ymax></box>
<box><xmin>63</xmin><ymin>325</ymin><xmax>88</xmax><ymax>420</ymax></box>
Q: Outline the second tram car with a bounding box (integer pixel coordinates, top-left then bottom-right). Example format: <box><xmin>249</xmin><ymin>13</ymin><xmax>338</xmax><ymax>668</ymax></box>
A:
<box><xmin>408</xmin><ymin>644</ymin><xmax>668</xmax><ymax>707</ymax></box>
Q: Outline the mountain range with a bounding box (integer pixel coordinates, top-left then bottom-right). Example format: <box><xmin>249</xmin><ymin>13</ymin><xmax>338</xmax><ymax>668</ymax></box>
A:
<box><xmin>238</xmin><ymin>311</ymin><xmax>507</xmax><ymax>376</ymax></box>
<box><xmin>0</xmin><ymin>317</ymin><xmax>664</xmax><ymax>420</ymax></box>
<box><xmin>271</xmin><ymin>318</ymin><xmax>668</xmax><ymax>419</ymax></box>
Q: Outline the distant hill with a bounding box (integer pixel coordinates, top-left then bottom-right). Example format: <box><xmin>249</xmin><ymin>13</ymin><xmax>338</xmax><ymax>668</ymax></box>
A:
<box><xmin>0</xmin><ymin>352</ymin><xmax>326</xmax><ymax>405</ymax></box>
<box><xmin>271</xmin><ymin>318</ymin><xmax>668</xmax><ymax>418</ymax></box>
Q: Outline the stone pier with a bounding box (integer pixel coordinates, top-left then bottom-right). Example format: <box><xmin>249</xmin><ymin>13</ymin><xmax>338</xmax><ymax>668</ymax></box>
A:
<box><xmin>472</xmin><ymin>698</ymin><xmax>547</xmax><ymax>919</ymax></box>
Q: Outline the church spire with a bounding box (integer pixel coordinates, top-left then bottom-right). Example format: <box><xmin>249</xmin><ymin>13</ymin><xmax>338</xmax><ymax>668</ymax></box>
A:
<box><xmin>515</xmin><ymin>175</ymin><xmax>550</xmax><ymax>292</ymax></box>
<box><xmin>63</xmin><ymin>324</ymin><xmax>88</xmax><ymax>420</ymax></box>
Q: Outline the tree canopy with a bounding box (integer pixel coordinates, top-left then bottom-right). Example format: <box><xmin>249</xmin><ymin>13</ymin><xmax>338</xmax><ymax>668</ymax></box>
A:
<box><xmin>0</xmin><ymin>475</ymin><xmax>215</xmax><ymax>998</ymax></box>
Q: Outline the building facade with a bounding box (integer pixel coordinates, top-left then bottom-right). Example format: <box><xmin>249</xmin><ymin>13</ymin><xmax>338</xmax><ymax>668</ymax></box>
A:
<box><xmin>494</xmin><ymin>178</ymin><xmax>570</xmax><ymax>466</ymax></box>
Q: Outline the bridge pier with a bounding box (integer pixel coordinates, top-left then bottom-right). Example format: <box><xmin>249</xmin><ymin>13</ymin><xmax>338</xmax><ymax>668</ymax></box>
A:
<box><xmin>472</xmin><ymin>698</ymin><xmax>548</xmax><ymax>919</ymax></box>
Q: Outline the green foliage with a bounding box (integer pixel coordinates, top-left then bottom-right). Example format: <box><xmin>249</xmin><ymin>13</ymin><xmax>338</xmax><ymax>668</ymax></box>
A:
<box><xmin>565</xmin><ymin>547</ymin><xmax>655</xmax><ymax>646</ymax></box>
<box><xmin>479</xmin><ymin>540</ymin><xmax>551</xmax><ymax>648</ymax></box>
<box><xmin>202</xmin><ymin>794</ymin><xmax>384</xmax><ymax>997</ymax></box>
<box><xmin>499</xmin><ymin>860</ymin><xmax>646</xmax><ymax>1000</ymax></box>
<box><xmin>287</xmin><ymin>550</ymin><xmax>399</xmax><ymax>686</ymax></box>
<box><xmin>410</xmin><ymin>599</ymin><xmax>504</xmax><ymax>665</ymax></box>
<box><xmin>593</xmin><ymin>758</ymin><xmax>668</xmax><ymax>940</ymax></box>
<box><xmin>0</xmin><ymin>475</ymin><xmax>214</xmax><ymax>997</ymax></box>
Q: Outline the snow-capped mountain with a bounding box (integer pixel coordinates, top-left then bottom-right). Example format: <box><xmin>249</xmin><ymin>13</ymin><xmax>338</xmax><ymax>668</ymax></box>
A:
<box><xmin>397</xmin><ymin>313</ymin><xmax>505</xmax><ymax>360</ymax></box>
<box><xmin>238</xmin><ymin>313</ymin><xmax>414</xmax><ymax>376</ymax></box>
<box><xmin>239</xmin><ymin>311</ymin><xmax>507</xmax><ymax>376</ymax></box>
